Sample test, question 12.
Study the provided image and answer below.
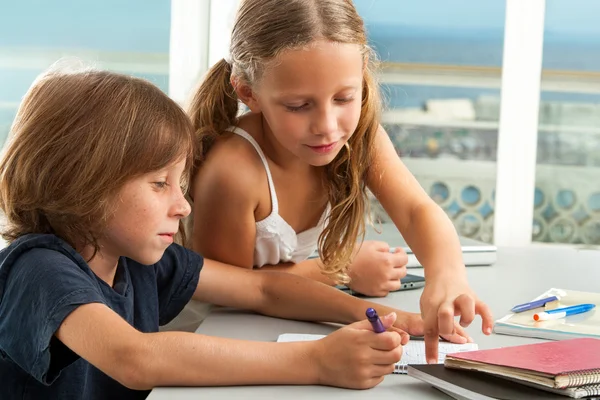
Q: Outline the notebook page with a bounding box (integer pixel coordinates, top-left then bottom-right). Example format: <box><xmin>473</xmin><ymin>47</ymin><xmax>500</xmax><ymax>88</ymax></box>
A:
<box><xmin>277</xmin><ymin>333</ymin><xmax>478</xmax><ymax>374</ymax></box>
<box><xmin>403</xmin><ymin>340</ymin><xmax>479</xmax><ymax>364</ymax></box>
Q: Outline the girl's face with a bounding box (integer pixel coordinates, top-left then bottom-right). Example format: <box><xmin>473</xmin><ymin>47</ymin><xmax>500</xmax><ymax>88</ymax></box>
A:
<box><xmin>98</xmin><ymin>159</ymin><xmax>191</xmax><ymax>266</ymax></box>
<box><xmin>252</xmin><ymin>40</ymin><xmax>364</xmax><ymax>167</ymax></box>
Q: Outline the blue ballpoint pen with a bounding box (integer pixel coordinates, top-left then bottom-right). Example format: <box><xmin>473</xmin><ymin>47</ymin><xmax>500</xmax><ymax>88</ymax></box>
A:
<box><xmin>366</xmin><ymin>308</ymin><xmax>385</xmax><ymax>333</ymax></box>
<box><xmin>533</xmin><ymin>303</ymin><xmax>596</xmax><ymax>321</ymax></box>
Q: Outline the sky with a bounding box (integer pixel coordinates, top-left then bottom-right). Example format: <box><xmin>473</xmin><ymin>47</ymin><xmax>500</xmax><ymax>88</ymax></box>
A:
<box><xmin>354</xmin><ymin>0</ymin><xmax>600</xmax><ymax>40</ymax></box>
<box><xmin>2</xmin><ymin>0</ymin><xmax>600</xmax><ymax>52</ymax></box>
<box><xmin>0</xmin><ymin>0</ymin><xmax>171</xmax><ymax>52</ymax></box>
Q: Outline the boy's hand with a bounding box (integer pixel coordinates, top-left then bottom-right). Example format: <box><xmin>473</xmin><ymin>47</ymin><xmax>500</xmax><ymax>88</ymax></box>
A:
<box><xmin>346</xmin><ymin>241</ymin><xmax>408</xmax><ymax>297</ymax></box>
<box><xmin>312</xmin><ymin>312</ymin><xmax>403</xmax><ymax>389</ymax></box>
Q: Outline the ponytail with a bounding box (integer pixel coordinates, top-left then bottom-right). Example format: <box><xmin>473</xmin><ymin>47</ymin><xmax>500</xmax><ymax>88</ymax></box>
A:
<box><xmin>188</xmin><ymin>59</ymin><xmax>239</xmax><ymax>167</ymax></box>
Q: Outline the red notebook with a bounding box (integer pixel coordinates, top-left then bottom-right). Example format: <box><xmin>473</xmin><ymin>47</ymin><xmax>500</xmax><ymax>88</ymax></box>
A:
<box><xmin>444</xmin><ymin>338</ymin><xmax>600</xmax><ymax>390</ymax></box>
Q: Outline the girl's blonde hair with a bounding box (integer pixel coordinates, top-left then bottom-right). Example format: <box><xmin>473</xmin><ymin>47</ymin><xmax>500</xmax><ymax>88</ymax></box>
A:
<box><xmin>189</xmin><ymin>0</ymin><xmax>381</xmax><ymax>282</ymax></box>
<box><xmin>0</xmin><ymin>68</ymin><xmax>195</xmax><ymax>256</ymax></box>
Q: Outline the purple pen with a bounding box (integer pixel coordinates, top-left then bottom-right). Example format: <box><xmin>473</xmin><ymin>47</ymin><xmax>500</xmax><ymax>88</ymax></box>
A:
<box><xmin>511</xmin><ymin>295</ymin><xmax>560</xmax><ymax>313</ymax></box>
<box><xmin>366</xmin><ymin>308</ymin><xmax>386</xmax><ymax>333</ymax></box>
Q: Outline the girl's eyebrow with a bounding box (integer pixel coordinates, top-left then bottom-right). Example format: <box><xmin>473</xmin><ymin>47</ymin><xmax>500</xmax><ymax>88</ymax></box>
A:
<box><xmin>275</xmin><ymin>85</ymin><xmax>360</xmax><ymax>100</ymax></box>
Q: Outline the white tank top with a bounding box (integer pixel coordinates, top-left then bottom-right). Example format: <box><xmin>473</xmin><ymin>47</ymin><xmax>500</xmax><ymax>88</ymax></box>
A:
<box><xmin>228</xmin><ymin>126</ymin><xmax>330</xmax><ymax>267</ymax></box>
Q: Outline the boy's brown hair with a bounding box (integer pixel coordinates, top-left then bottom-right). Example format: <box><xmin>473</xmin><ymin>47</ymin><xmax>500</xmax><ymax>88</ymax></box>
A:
<box><xmin>0</xmin><ymin>68</ymin><xmax>195</xmax><ymax>255</ymax></box>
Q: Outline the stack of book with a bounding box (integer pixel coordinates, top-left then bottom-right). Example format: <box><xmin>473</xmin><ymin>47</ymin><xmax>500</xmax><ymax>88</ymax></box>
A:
<box><xmin>409</xmin><ymin>338</ymin><xmax>600</xmax><ymax>399</ymax></box>
<box><xmin>408</xmin><ymin>287</ymin><xmax>600</xmax><ymax>400</ymax></box>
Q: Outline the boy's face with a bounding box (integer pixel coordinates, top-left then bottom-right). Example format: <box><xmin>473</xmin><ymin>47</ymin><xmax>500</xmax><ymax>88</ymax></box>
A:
<box><xmin>99</xmin><ymin>159</ymin><xmax>191</xmax><ymax>266</ymax></box>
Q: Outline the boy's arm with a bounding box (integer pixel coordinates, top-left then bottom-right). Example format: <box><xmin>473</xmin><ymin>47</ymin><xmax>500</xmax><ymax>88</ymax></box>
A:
<box><xmin>253</xmin><ymin>258</ymin><xmax>337</xmax><ymax>284</ymax></box>
<box><xmin>56</xmin><ymin>301</ymin><xmax>403</xmax><ymax>389</ymax></box>
<box><xmin>193</xmin><ymin>257</ymin><xmax>472</xmax><ymax>343</ymax></box>
<box><xmin>55</xmin><ymin>303</ymin><xmax>317</xmax><ymax>389</ymax></box>
<box><xmin>193</xmin><ymin>258</ymin><xmax>409</xmax><ymax>326</ymax></box>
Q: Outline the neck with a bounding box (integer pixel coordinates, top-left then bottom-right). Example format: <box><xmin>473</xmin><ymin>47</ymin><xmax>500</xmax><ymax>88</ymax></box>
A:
<box><xmin>80</xmin><ymin>245</ymin><xmax>119</xmax><ymax>287</ymax></box>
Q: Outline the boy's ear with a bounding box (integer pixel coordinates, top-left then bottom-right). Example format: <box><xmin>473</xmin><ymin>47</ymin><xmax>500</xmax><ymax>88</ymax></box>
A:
<box><xmin>231</xmin><ymin>79</ymin><xmax>261</xmax><ymax>113</ymax></box>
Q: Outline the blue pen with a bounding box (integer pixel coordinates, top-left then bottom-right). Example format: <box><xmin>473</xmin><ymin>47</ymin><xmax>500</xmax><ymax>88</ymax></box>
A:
<box><xmin>366</xmin><ymin>308</ymin><xmax>385</xmax><ymax>333</ymax></box>
<box><xmin>511</xmin><ymin>296</ymin><xmax>560</xmax><ymax>313</ymax></box>
<box><xmin>533</xmin><ymin>303</ymin><xmax>596</xmax><ymax>321</ymax></box>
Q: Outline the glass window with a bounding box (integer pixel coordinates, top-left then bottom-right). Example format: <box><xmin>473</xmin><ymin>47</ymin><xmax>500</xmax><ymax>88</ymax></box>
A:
<box><xmin>0</xmin><ymin>0</ymin><xmax>171</xmax><ymax>146</ymax></box>
<box><xmin>356</xmin><ymin>0</ymin><xmax>505</xmax><ymax>243</ymax></box>
<box><xmin>532</xmin><ymin>0</ymin><xmax>600</xmax><ymax>245</ymax></box>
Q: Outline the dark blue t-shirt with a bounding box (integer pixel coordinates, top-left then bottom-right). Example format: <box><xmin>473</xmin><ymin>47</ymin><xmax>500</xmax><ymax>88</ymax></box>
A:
<box><xmin>0</xmin><ymin>234</ymin><xmax>203</xmax><ymax>399</ymax></box>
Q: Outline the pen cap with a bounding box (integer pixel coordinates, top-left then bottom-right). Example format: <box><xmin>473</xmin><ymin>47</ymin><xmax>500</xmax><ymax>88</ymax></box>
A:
<box><xmin>366</xmin><ymin>308</ymin><xmax>379</xmax><ymax>322</ymax></box>
<box><xmin>365</xmin><ymin>308</ymin><xmax>386</xmax><ymax>333</ymax></box>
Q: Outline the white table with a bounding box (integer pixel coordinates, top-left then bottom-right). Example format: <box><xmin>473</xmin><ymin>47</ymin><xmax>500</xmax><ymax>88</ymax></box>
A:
<box><xmin>149</xmin><ymin>245</ymin><xmax>600</xmax><ymax>399</ymax></box>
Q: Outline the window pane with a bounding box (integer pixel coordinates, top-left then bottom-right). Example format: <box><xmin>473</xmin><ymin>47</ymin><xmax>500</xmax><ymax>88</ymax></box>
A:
<box><xmin>0</xmin><ymin>0</ymin><xmax>171</xmax><ymax>146</ymax></box>
<box><xmin>356</xmin><ymin>0</ymin><xmax>505</xmax><ymax>243</ymax></box>
<box><xmin>533</xmin><ymin>0</ymin><xmax>600</xmax><ymax>245</ymax></box>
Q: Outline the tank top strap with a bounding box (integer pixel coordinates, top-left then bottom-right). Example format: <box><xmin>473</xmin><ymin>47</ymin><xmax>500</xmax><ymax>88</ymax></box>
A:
<box><xmin>226</xmin><ymin>126</ymin><xmax>279</xmax><ymax>213</ymax></box>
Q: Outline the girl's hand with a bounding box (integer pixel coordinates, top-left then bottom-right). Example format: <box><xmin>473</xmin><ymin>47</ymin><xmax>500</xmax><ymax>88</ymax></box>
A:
<box><xmin>346</xmin><ymin>241</ymin><xmax>408</xmax><ymax>297</ymax></box>
<box><xmin>390</xmin><ymin>310</ymin><xmax>473</xmax><ymax>345</ymax></box>
<box><xmin>419</xmin><ymin>277</ymin><xmax>493</xmax><ymax>363</ymax></box>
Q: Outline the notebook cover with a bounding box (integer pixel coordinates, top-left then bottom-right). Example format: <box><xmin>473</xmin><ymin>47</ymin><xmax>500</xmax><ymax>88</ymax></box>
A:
<box><xmin>494</xmin><ymin>288</ymin><xmax>600</xmax><ymax>341</ymax></box>
<box><xmin>408</xmin><ymin>364</ymin><xmax>566</xmax><ymax>400</ymax></box>
<box><xmin>446</xmin><ymin>338</ymin><xmax>600</xmax><ymax>376</ymax></box>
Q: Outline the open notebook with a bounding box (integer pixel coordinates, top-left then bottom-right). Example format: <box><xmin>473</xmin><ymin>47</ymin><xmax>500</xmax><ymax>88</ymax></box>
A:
<box><xmin>277</xmin><ymin>333</ymin><xmax>478</xmax><ymax>374</ymax></box>
<box><xmin>494</xmin><ymin>288</ymin><xmax>600</xmax><ymax>341</ymax></box>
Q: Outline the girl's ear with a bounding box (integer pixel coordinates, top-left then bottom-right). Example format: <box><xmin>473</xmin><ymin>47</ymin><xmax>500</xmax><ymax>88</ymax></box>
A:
<box><xmin>231</xmin><ymin>78</ymin><xmax>261</xmax><ymax>113</ymax></box>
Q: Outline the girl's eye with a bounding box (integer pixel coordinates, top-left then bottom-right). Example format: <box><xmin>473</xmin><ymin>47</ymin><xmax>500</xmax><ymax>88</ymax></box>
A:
<box><xmin>153</xmin><ymin>182</ymin><xmax>168</xmax><ymax>189</ymax></box>
<box><xmin>335</xmin><ymin>97</ymin><xmax>354</xmax><ymax>104</ymax></box>
<box><xmin>285</xmin><ymin>103</ymin><xmax>309</xmax><ymax>112</ymax></box>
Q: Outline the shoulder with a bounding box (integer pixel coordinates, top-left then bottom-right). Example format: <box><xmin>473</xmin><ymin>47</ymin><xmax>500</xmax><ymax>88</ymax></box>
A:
<box><xmin>0</xmin><ymin>238</ymin><xmax>100</xmax><ymax>308</ymax></box>
<box><xmin>0</xmin><ymin>234</ymin><xmax>93</xmax><ymax>282</ymax></box>
<box><xmin>192</xmin><ymin>125</ymin><xmax>267</xmax><ymax>204</ymax></box>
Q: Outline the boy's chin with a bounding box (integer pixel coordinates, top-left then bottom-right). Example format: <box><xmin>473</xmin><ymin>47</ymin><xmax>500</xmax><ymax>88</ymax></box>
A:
<box><xmin>133</xmin><ymin>251</ymin><xmax>165</xmax><ymax>266</ymax></box>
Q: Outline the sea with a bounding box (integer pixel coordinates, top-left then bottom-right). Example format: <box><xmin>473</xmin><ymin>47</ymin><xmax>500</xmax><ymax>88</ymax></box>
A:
<box><xmin>3</xmin><ymin>22</ymin><xmax>600</xmax><ymax>132</ymax></box>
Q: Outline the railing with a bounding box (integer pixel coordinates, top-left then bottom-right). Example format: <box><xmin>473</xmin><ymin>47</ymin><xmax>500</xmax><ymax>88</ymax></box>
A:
<box><xmin>369</xmin><ymin>123</ymin><xmax>600</xmax><ymax>246</ymax></box>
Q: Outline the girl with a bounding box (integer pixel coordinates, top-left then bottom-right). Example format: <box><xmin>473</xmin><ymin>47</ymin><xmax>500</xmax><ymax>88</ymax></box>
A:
<box><xmin>0</xmin><ymin>67</ymin><xmax>469</xmax><ymax>399</ymax></box>
<box><xmin>189</xmin><ymin>0</ymin><xmax>493</xmax><ymax>364</ymax></box>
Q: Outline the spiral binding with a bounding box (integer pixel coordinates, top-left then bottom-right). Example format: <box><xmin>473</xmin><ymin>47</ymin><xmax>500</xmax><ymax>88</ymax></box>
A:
<box><xmin>563</xmin><ymin>369</ymin><xmax>600</xmax><ymax>388</ymax></box>
<box><xmin>394</xmin><ymin>362</ymin><xmax>408</xmax><ymax>374</ymax></box>
<box><xmin>578</xmin><ymin>384</ymin><xmax>600</xmax><ymax>397</ymax></box>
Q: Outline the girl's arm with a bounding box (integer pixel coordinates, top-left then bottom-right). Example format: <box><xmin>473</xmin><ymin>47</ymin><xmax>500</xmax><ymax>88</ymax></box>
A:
<box><xmin>366</xmin><ymin>126</ymin><xmax>464</xmax><ymax>282</ymax></box>
<box><xmin>366</xmin><ymin>126</ymin><xmax>493</xmax><ymax>361</ymax></box>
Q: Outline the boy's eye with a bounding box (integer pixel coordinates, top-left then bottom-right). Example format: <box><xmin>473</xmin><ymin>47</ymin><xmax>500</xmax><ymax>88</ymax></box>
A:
<box><xmin>153</xmin><ymin>182</ymin><xmax>168</xmax><ymax>189</ymax></box>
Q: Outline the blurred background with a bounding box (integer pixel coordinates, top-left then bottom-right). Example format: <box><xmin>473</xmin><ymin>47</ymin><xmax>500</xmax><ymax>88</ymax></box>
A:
<box><xmin>2</xmin><ymin>0</ymin><xmax>600</xmax><ymax>247</ymax></box>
